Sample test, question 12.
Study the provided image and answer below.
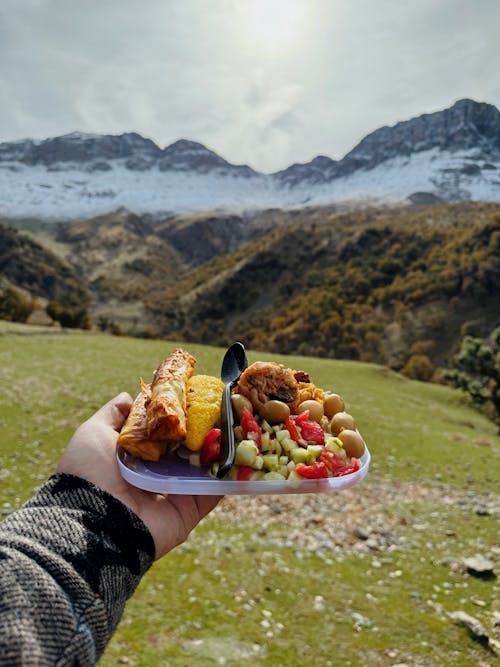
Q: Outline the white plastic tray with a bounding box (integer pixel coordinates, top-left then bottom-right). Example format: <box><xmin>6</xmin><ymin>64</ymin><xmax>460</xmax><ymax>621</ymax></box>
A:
<box><xmin>117</xmin><ymin>445</ymin><xmax>371</xmax><ymax>495</ymax></box>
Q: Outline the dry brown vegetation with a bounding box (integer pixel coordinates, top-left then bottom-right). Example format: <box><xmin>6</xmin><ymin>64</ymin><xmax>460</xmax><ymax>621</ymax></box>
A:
<box><xmin>3</xmin><ymin>201</ymin><xmax>500</xmax><ymax>374</ymax></box>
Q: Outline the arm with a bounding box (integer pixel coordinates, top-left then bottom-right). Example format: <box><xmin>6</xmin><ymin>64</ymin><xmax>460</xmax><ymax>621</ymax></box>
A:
<box><xmin>0</xmin><ymin>473</ymin><xmax>154</xmax><ymax>666</ymax></box>
<box><xmin>0</xmin><ymin>393</ymin><xmax>220</xmax><ymax>666</ymax></box>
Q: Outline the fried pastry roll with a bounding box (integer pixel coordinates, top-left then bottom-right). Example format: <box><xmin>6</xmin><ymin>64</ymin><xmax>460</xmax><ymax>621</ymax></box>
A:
<box><xmin>117</xmin><ymin>381</ymin><xmax>166</xmax><ymax>461</ymax></box>
<box><xmin>146</xmin><ymin>347</ymin><xmax>196</xmax><ymax>443</ymax></box>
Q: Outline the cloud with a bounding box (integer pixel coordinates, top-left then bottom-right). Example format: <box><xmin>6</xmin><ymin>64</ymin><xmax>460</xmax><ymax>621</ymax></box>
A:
<box><xmin>0</xmin><ymin>0</ymin><xmax>499</xmax><ymax>170</ymax></box>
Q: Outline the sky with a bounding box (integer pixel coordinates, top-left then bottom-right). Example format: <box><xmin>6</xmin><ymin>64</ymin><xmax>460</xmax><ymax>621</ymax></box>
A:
<box><xmin>0</xmin><ymin>0</ymin><xmax>499</xmax><ymax>173</ymax></box>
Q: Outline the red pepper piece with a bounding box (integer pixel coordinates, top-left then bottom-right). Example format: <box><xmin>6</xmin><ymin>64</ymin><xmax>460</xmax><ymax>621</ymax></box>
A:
<box><xmin>299</xmin><ymin>420</ymin><xmax>325</xmax><ymax>445</ymax></box>
<box><xmin>335</xmin><ymin>457</ymin><xmax>360</xmax><ymax>477</ymax></box>
<box><xmin>294</xmin><ymin>410</ymin><xmax>310</xmax><ymax>425</ymax></box>
<box><xmin>285</xmin><ymin>416</ymin><xmax>307</xmax><ymax>447</ymax></box>
<box><xmin>319</xmin><ymin>449</ymin><xmax>359</xmax><ymax>477</ymax></box>
<box><xmin>295</xmin><ymin>462</ymin><xmax>329</xmax><ymax>479</ymax></box>
<box><xmin>236</xmin><ymin>465</ymin><xmax>254</xmax><ymax>481</ymax></box>
<box><xmin>200</xmin><ymin>428</ymin><xmax>221</xmax><ymax>465</ymax></box>
<box><xmin>319</xmin><ymin>449</ymin><xmax>345</xmax><ymax>473</ymax></box>
<box><xmin>240</xmin><ymin>408</ymin><xmax>262</xmax><ymax>450</ymax></box>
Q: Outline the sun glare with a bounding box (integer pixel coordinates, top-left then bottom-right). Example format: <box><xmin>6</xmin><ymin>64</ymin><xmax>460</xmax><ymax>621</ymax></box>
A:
<box><xmin>239</xmin><ymin>0</ymin><xmax>309</xmax><ymax>54</ymax></box>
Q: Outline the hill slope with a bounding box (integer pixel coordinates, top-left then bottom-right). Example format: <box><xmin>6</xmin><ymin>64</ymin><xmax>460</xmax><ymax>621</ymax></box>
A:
<box><xmin>4</xmin><ymin>202</ymin><xmax>499</xmax><ymax>374</ymax></box>
<box><xmin>145</xmin><ymin>202</ymin><xmax>500</xmax><ymax>374</ymax></box>
<box><xmin>0</xmin><ymin>223</ymin><xmax>90</xmax><ymax>324</ymax></box>
<box><xmin>0</xmin><ymin>333</ymin><xmax>498</xmax><ymax>667</ymax></box>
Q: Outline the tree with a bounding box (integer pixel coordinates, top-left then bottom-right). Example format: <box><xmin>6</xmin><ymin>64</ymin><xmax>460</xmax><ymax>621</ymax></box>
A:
<box><xmin>401</xmin><ymin>354</ymin><xmax>434</xmax><ymax>382</ymax></box>
<box><xmin>0</xmin><ymin>286</ymin><xmax>34</xmax><ymax>322</ymax></box>
<box><xmin>46</xmin><ymin>301</ymin><xmax>90</xmax><ymax>329</ymax></box>
<box><xmin>445</xmin><ymin>327</ymin><xmax>500</xmax><ymax>430</ymax></box>
<box><xmin>97</xmin><ymin>316</ymin><xmax>109</xmax><ymax>332</ymax></box>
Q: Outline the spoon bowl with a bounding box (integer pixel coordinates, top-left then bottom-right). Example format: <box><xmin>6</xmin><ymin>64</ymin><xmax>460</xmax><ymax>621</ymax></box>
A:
<box><xmin>231</xmin><ymin>342</ymin><xmax>248</xmax><ymax>376</ymax></box>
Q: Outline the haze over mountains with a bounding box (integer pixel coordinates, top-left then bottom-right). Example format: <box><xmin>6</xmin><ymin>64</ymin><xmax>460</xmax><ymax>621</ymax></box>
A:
<box><xmin>1</xmin><ymin>98</ymin><xmax>499</xmax><ymax>220</ymax></box>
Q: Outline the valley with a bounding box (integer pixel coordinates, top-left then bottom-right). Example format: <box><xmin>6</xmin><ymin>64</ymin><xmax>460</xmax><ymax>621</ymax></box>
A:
<box><xmin>2</xmin><ymin>201</ymin><xmax>499</xmax><ymax>385</ymax></box>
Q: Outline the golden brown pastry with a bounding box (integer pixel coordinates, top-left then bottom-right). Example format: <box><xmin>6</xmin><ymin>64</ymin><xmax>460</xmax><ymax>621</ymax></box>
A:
<box><xmin>146</xmin><ymin>348</ymin><xmax>196</xmax><ymax>444</ymax></box>
<box><xmin>117</xmin><ymin>381</ymin><xmax>167</xmax><ymax>461</ymax></box>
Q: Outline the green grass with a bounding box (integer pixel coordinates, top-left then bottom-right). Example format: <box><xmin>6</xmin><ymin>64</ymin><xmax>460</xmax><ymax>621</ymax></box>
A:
<box><xmin>0</xmin><ymin>329</ymin><xmax>498</xmax><ymax>666</ymax></box>
<box><xmin>107</xmin><ymin>507</ymin><xmax>498</xmax><ymax>667</ymax></box>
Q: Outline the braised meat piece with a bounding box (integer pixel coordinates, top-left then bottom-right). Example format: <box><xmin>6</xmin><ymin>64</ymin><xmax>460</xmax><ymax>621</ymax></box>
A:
<box><xmin>236</xmin><ymin>361</ymin><xmax>299</xmax><ymax>412</ymax></box>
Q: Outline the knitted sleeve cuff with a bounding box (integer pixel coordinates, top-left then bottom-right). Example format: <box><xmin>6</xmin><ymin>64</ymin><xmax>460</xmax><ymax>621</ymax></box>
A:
<box><xmin>0</xmin><ymin>473</ymin><xmax>155</xmax><ymax>663</ymax></box>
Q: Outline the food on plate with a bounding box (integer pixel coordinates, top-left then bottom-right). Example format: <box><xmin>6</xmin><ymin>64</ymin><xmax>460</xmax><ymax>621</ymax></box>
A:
<box><xmin>259</xmin><ymin>399</ymin><xmax>291</xmax><ymax>425</ymax></box>
<box><xmin>230</xmin><ymin>393</ymin><xmax>254</xmax><ymax>421</ymax></box>
<box><xmin>118</xmin><ymin>347</ymin><xmax>196</xmax><ymax>461</ymax></box>
<box><xmin>337</xmin><ymin>429</ymin><xmax>366</xmax><ymax>458</ymax></box>
<box><xmin>117</xmin><ymin>348</ymin><xmax>366</xmax><ymax>483</ymax></box>
<box><xmin>203</xmin><ymin>360</ymin><xmax>366</xmax><ymax>482</ymax></box>
<box><xmin>330</xmin><ymin>411</ymin><xmax>356</xmax><ymax>436</ymax></box>
<box><xmin>185</xmin><ymin>375</ymin><xmax>224</xmax><ymax>451</ymax></box>
<box><xmin>237</xmin><ymin>361</ymin><xmax>300</xmax><ymax>414</ymax></box>
<box><xmin>117</xmin><ymin>380</ymin><xmax>166</xmax><ymax>461</ymax></box>
<box><xmin>296</xmin><ymin>399</ymin><xmax>324</xmax><ymax>423</ymax></box>
<box><xmin>323</xmin><ymin>393</ymin><xmax>345</xmax><ymax>418</ymax></box>
<box><xmin>146</xmin><ymin>348</ymin><xmax>196</xmax><ymax>443</ymax></box>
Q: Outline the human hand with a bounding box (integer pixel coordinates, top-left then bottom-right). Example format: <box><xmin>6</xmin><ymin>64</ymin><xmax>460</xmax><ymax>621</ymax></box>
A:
<box><xmin>57</xmin><ymin>392</ymin><xmax>221</xmax><ymax>559</ymax></box>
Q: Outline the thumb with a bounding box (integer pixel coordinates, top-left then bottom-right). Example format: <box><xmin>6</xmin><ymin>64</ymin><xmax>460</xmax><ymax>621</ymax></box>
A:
<box><xmin>92</xmin><ymin>392</ymin><xmax>133</xmax><ymax>432</ymax></box>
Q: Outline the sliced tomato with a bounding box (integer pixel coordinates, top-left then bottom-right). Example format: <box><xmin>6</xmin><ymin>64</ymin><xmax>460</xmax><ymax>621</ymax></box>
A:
<box><xmin>240</xmin><ymin>408</ymin><xmax>262</xmax><ymax>449</ymax></box>
<box><xmin>319</xmin><ymin>449</ymin><xmax>344</xmax><ymax>473</ymax></box>
<box><xmin>295</xmin><ymin>462</ymin><xmax>329</xmax><ymax>479</ymax></box>
<box><xmin>335</xmin><ymin>457</ymin><xmax>360</xmax><ymax>477</ymax></box>
<box><xmin>294</xmin><ymin>410</ymin><xmax>310</xmax><ymax>425</ymax></box>
<box><xmin>285</xmin><ymin>416</ymin><xmax>307</xmax><ymax>447</ymax></box>
<box><xmin>236</xmin><ymin>465</ymin><xmax>254</xmax><ymax>481</ymax></box>
<box><xmin>299</xmin><ymin>420</ymin><xmax>325</xmax><ymax>445</ymax></box>
<box><xmin>200</xmin><ymin>428</ymin><xmax>221</xmax><ymax>465</ymax></box>
<box><xmin>319</xmin><ymin>449</ymin><xmax>359</xmax><ymax>477</ymax></box>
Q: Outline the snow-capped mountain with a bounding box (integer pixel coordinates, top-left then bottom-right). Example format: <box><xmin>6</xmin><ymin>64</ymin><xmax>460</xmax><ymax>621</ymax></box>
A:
<box><xmin>0</xmin><ymin>99</ymin><xmax>499</xmax><ymax>220</ymax></box>
<box><xmin>276</xmin><ymin>98</ymin><xmax>500</xmax><ymax>185</ymax></box>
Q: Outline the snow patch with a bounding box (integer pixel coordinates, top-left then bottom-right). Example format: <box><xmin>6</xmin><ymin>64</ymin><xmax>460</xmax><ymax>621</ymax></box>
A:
<box><xmin>0</xmin><ymin>148</ymin><xmax>498</xmax><ymax>220</ymax></box>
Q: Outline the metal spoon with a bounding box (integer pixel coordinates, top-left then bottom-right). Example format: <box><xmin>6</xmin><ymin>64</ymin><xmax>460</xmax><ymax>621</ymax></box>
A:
<box><xmin>231</xmin><ymin>341</ymin><xmax>248</xmax><ymax>375</ymax></box>
<box><xmin>217</xmin><ymin>342</ymin><xmax>248</xmax><ymax>479</ymax></box>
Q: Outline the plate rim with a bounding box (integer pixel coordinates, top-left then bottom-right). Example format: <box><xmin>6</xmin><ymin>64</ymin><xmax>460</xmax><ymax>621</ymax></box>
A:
<box><xmin>116</xmin><ymin>444</ymin><xmax>371</xmax><ymax>495</ymax></box>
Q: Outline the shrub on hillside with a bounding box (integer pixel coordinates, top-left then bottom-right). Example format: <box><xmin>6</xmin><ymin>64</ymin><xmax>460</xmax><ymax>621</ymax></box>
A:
<box><xmin>445</xmin><ymin>327</ymin><xmax>500</xmax><ymax>430</ymax></box>
<box><xmin>409</xmin><ymin>339</ymin><xmax>435</xmax><ymax>356</ymax></box>
<box><xmin>108</xmin><ymin>321</ymin><xmax>122</xmax><ymax>336</ymax></box>
<box><xmin>46</xmin><ymin>301</ymin><xmax>90</xmax><ymax>329</ymax></box>
<box><xmin>401</xmin><ymin>354</ymin><xmax>434</xmax><ymax>382</ymax></box>
<box><xmin>0</xmin><ymin>286</ymin><xmax>34</xmax><ymax>323</ymax></box>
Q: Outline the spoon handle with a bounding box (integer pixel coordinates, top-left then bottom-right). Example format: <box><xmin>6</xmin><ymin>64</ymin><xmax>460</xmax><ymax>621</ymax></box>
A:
<box><xmin>217</xmin><ymin>383</ymin><xmax>235</xmax><ymax>479</ymax></box>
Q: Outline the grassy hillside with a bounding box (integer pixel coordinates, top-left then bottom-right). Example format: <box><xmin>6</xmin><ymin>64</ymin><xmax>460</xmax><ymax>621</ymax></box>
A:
<box><xmin>0</xmin><ymin>329</ymin><xmax>498</xmax><ymax>666</ymax></box>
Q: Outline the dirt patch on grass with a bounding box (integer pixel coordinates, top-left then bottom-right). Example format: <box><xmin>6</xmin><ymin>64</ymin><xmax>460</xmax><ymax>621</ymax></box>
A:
<box><xmin>215</xmin><ymin>475</ymin><xmax>499</xmax><ymax>557</ymax></box>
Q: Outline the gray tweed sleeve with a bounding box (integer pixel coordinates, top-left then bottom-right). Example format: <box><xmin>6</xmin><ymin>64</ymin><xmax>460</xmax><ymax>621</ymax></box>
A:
<box><xmin>0</xmin><ymin>473</ymin><xmax>155</xmax><ymax>666</ymax></box>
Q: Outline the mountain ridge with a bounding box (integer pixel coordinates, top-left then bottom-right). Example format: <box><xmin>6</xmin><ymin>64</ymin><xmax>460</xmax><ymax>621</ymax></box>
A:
<box><xmin>1</xmin><ymin>98</ymin><xmax>499</xmax><ymax>218</ymax></box>
<box><xmin>275</xmin><ymin>98</ymin><xmax>500</xmax><ymax>185</ymax></box>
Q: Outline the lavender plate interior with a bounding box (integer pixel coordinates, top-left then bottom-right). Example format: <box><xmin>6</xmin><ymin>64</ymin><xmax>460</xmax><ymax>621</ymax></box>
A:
<box><xmin>117</xmin><ymin>444</ymin><xmax>371</xmax><ymax>495</ymax></box>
